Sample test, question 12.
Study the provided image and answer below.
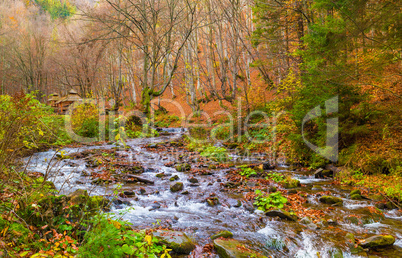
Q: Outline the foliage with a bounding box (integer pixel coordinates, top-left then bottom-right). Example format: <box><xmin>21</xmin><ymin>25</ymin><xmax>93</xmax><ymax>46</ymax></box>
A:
<box><xmin>199</xmin><ymin>146</ymin><xmax>230</xmax><ymax>162</ymax></box>
<box><xmin>266</xmin><ymin>173</ymin><xmax>284</xmax><ymax>183</ymax></box>
<box><xmin>238</xmin><ymin>166</ymin><xmax>257</xmax><ymax>178</ymax></box>
<box><xmin>78</xmin><ymin>213</ymin><xmax>166</xmax><ymax>258</ymax></box>
<box><xmin>34</xmin><ymin>0</ymin><xmax>76</xmax><ymax>19</ymax></box>
<box><xmin>254</xmin><ymin>190</ymin><xmax>288</xmax><ymax>212</ymax></box>
<box><xmin>0</xmin><ymin>93</ymin><xmax>57</xmax><ymax>169</ymax></box>
<box><xmin>71</xmin><ymin>103</ymin><xmax>99</xmax><ymax>139</ymax></box>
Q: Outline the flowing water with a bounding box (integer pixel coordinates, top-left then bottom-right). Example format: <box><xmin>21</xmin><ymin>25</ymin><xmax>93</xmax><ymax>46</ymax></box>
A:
<box><xmin>24</xmin><ymin>129</ymin><xmax>402</xmax><ymax>257</ymax></box>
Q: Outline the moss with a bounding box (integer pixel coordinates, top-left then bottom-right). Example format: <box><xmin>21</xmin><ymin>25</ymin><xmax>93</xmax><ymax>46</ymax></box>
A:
<box><xmin>211</xmin><ymin>230</ymin><xmax>233</xmax><ymax>240</ymax></box>
<box><xmin>359</xmin><ymin>235</ymin><xmax>395</xmax><ymax>248</ymax></box>
<box><xmin>170</xmin><ymin>182</ymin><xmax>184</xmax><ymax>192</ymax></box>
<box><xmin>319</xmin><ymin>196</ymin><xmax>343</xmax><ymax>205</ymax></box>
<box><xmin>175</xmin><ymin>163</ymin><xmax>191</xmax><ymax>172</ymax></box>
<box><xmin>350</xmin><ymin>194</ymin><xmax>363</xmax><ymax>200</ymax></box>
<box><xmin>213</xmin><ymin>238</ymin><xmax>266</xmax><ymax>258</ymax></box>
<box><xmin>282</xmin><ymin>178</ymin><xmax>301</xmax><ymax>189</ymax></box>
<box><xmin>350</xmin><ymin>189</ymin><xmax>361</xmax><ymax>196</ymax></box>
<box><xmin>9</xmin><ymin>223</ymin><xmax>30</xmax><ymax>244</ymax></box>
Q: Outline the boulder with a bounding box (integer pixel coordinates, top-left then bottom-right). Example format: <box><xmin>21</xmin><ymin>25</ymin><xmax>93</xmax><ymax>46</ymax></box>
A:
<box><xmin>265</xmin><ymin>209</ymin><xmax>298</xmax><ymax>221</ymax></box>
<box><xmin>319</xmin><ymin>196</ymin><xmax>343</xmax><ymax>205</ymax></box>
<box><xmin>153</xmin><ymin>230</ymin><xmax>196</xmax><ymax>254</ymax></box>
<box><xmin>170</xmin><ymin>182</ymin><xmax>184</xmax><ymax>192</ymax></box>
<box><xmin>211</xmin><ymin>230</ymin><xmax>233</xmax><ymax>240</ymax></box>
<box><xmin>359</xmin><ymin>235</ymin><xmax>395</xmax><ymax>249</ymax></box>
<box><xmin>213</xmin><ymin>238</ymin><xmax>266</xmax><ymax>258</ymax></box>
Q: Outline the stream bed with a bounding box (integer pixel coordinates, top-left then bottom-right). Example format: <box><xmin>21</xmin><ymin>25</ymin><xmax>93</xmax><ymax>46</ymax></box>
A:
<box><xmin>24</xmin><ymin>129</ymin><xmax>402</xmax><ymax>257</ymax></box>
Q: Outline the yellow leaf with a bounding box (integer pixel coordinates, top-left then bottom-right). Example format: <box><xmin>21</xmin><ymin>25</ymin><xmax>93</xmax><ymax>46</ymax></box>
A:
<box><xmin>144</xmin><ymin>235</ymin><xmax>152</xmax><ymax>245</ymax></box>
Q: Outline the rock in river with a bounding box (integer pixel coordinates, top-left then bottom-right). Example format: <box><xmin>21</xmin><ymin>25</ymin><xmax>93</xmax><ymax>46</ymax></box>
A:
<box><xmin>175</xmin><ymin>163</ymin><xmax>191</xmax><ymax>172</ymax></box>
<box><xmin>319</xmin><ymin>196</ymin><xmax>343</xmax><ymax>206</ymax></box>
<box><xmin>213</xmin><ymin>238</ymin><xmax>266</xmax><ymax>258</ymax></box>
<box><xmin>266</xmin><ymin>209</ymin><xmax>298</xmax><ymax>221</ymax></box>
<box><xmin>170</xmin><ymin>182</ymin><xmax>184</xmax><ymax>192</ymax></box>
<box><xmin>153</xmin><ymin>230</ymin><xmax>196</xmax><ymax>254</ymax></box>
<box><xmin>211</xmin><ymin>230</ymin><xmax>233</xmax><ymax>240</ymax></box>
<box><xmin>359</xmin><ymin>235</ymin><xmax>395</xmax><ymax>248</ymax></box>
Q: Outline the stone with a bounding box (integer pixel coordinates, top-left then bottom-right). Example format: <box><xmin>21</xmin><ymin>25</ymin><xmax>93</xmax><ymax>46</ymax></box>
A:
<box><xmin>175</xmin><ymin>163</ymin><xmax>191</xmax><ymax>172</ymax></box>
<box><xmin>262</xmin><ymin>162</ymin><xmax>275</xmax><ymax>170</ymax></box>
<box><xmin>211</xmin><ymin>230</ymin><xmax>233</xmax><ymax>240</ymax></box>
<box><xmin>319</xmin><ymin>196</ymin><xmax>343</xmax><ymax>205</ymax></box>
<box><xmin>282</xmin><ymin>179</ymin><xmax>301</xmax><ymax>189</ymax></box>
<box><xmin>188</xmin><ymin>177</ymin><xmax>198</xmax><ymax>183</ymax></box>
<box><xmin>153</xmin><ymin>230</ymin><xmax>196</xmax><ymax>254</ymax></box>
<box><xmin>300</xmin><ymin>217</ymin><xmax>311</xmax><ymax>225</ymax></box>
<box><xmin>123</xmin><ymin>191</ymin><xmax>135</xmax><ymax>197</ymax></box>
<box><xmin>350</xmin><ymin>189</ymin><xmax>361</xmax><ymax>196</ymax></box>
<box><xmin>351</xmin><ymin>194</ymin><xmax>363</xmax><ymax>200</ymax></box>
<box><xmin>213</xmin><ymin>238</ymin><xmax>266</xmax><ymax>258</ymax></box>
<box><xmin>156</xmin><ymin>173</ymin><xmax>165</xmax><ymax>178</ymax></box>
<box><xmin>359</xmin><ymin>235</ymin><xmax>395</xmax><ymax>249</ymax></box>
<box><xmin>314</xmin><ymin>168</ymin><xmax>333</xmax><ymax>178</ymax></box>
<box><xmin>170</xmin><ymin>182</ymin><xmax>184</xmax><ymax>192</ymax></box>
<box><xmin>224</xmin><ymin>181</ymin><xmax>241</xmax><ymax>188</ymax></box>
<box><xmin>288</xmin><ymin>189</ymin><xmax>298</xmax><ymax>194</ymax></box>
<box><xmin>206</xmin><ymin>197</ymin><xmax>220</xmax><ymax>206</ymax></box>
<box><xmin>312</xmin><ymin>185</ymin><xmax>323</xmax><ymax>191</ymax></box>
<box><xmin>265</xmin><ymin>209</ymin><xmax>298</xmax><ymax>221</ymax></box>
<box><xmin>170</xmin><ymin>175</ymin><xmax>179</xmax><ymax>181</ymax></box>
<box><xmin>139</xmin><ymin>187</ymin><xmax>147</xmax><ymax>195</ymax></box>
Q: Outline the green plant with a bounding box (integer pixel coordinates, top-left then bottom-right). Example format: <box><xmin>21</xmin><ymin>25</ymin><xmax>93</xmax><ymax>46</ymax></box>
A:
<box><xmin>253</xmin><ymin>190</ymin><xmax>288</xmax><ymax>212</ymax></box>
<box><xmin>238</xmin><ymin>166</ymin><xmax>257</xmax><ymax>178</ymax></box>
<box><xmin>78</xmin><ymin>213</ymin><xmax>165</xmax><ymax>258</ymax></box>
<box><xmin>200</xmin><ymin>146</ymin><xmax>230</xmax><ymax>162</ymax></box>
<box><xmin>266</xmin><ymin>173</ymin><xmax>284</xmax><ymax>183</ymax></box>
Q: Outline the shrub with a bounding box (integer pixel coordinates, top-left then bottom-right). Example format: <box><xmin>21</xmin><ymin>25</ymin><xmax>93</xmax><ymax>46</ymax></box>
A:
<box><xmin>78</xmin><ymin>214</ymin><xmax>166</xmax><ymax>258</ymax></box>
<box><xmin>71</xmin><ymin>103</ymin><xmax>100</xmax><ymax>138</ymax></box>
<box><xmin>0</xmin><ymin>93</ymin><xmax>53</xmax><ymax>169</ymax></box>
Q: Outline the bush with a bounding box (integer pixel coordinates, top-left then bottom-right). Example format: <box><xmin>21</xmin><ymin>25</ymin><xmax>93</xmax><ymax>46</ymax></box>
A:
<box><xmin>0</xmin><ymin>93</ymin><xmax>53</xmax><ymax>169</ymax></box>
<box><xmin>71</xmin><ymin>103</ymin><xmax>100</xmax><ymax>138</ymax></box>
<box><xmin>78</xmin><ymin>214</ymin><xmax>166</xmax><ymax>258</ymax></box>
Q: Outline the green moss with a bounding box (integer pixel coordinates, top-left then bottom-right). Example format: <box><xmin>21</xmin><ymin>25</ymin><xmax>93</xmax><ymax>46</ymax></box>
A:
<box><xmin>211</xmin><ymin>230</ymin><xmax>233</xmax><ymax>240</ymax></box>
<box><xmin>319</xmin><ymin>196</ymin><xmax>343</xmax><ymax>205</ymax></box>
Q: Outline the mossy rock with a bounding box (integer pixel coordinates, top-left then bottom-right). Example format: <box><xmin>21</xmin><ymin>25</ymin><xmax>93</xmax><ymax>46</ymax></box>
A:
<box><xmin>175</xmin><ymin>163</ymin><xmax>191</xmax><ymax>172</ymax></box>
<box><xmin>170</xmin><ymin>182</ymin><xmax>184</xmax><ymax>192</ymax></box>
<box><xmin>265</xmin><ymin>209</ymin><xmax>298</xmax><ymax>221</ymax></box>
<box><xmin>359</xmin><ymin>235</ymin><xmax>395</xmax><ymax>248</ymax></box>
<box><xmin>207</xmin><ymin>197</ymin><xmax>220</xmax><ymax>207</ymax></box>
<box><xmin>282</xmin><ymin>179</ymin><xmax>301</xmax><ymax>189</ymax></box>
<box><xmin>170</xmin><ymin>175</ymin><xmax>179</xmax><ymax>181</ymax></box>
<box><xmin>213</xmin><ymin>238</ymin><xmax>266</xmax><ymax>258</ymax></box>
<box><xmin>319</xmin><ymin>196</ymin><xmax>343</xmax><ymax>206</ymax></box>
<box><xmin>153</xmin><ymin>230</ymin><xmax>196</xmax><ymax>254</ymax></box>
<box><xmin>350</xmin><ymin>194</ymin><xmax>363</xmax><ymax>200</ymax></box>
<box><xmin>350</xmin><ymin>189</ymin><xmax>361</xmax><ymax>196</ymax></box>
<box><xmin>88</xmin><ymin>196</ymin><xmax>110</xmax><ymax>211</ymax></box>
<box><xmin>211</xmin><ymin>230</ymin><xmax>233</xmax><ymax>240</ymax></box>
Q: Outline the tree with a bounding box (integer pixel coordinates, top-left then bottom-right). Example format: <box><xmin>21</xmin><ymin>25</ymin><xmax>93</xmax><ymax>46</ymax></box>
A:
<box><xmin>87</xmin><ymin>0</ymin><xmax>200</xmax><ymax>115</ymax></box>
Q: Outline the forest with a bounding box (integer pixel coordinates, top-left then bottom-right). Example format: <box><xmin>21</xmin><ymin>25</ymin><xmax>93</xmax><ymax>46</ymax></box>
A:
<box><xmin>0</xmin><ymin>0</ymin><xmax>401</xmax><ymax>257</ymax></box>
